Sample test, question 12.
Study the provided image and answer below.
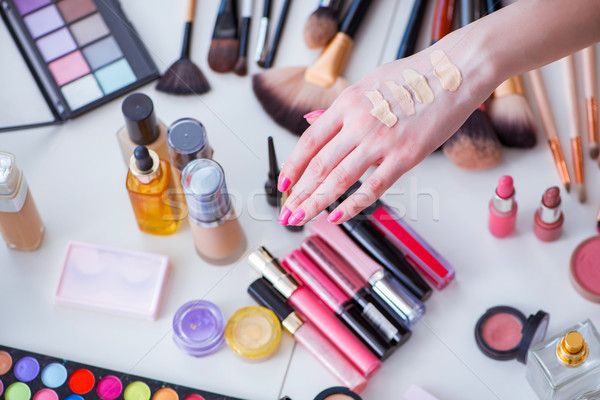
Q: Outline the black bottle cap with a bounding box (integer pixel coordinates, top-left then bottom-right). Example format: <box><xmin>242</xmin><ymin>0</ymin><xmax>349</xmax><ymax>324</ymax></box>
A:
<box><xmin>134</xmin><ymin>146</ymin><xmax>153</xmax><ymax>172</ymax></box>
<box><xmin>314</xmin><ymin>387</ymin><xmax>362</xmax><ymax>400</ymax></box>
<box><xmin>340</xmin><ymin>303</ymin><xmax>394</xmax><ymax>360</ymax></box>
<box><xmin>248</xmin><ymin>278</ymin><xmax>294</xmax><ymax>322</ymax></box>
<box><xmin>122</xmin><ymin>93</ymin><xmax>159</xmax><ymax>146</ymax></box>
<box><xmin>167</xmin><ymin>118</ymin><xmax>210</xmax><ymax>170</ymax></box>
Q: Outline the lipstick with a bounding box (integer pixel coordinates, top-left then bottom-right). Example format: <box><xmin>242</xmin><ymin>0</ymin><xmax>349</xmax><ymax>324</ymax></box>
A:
<box><xmin>328</xmin><ymin>200</ymin><xmax>431</xmax><ymax>301</ymax></box>
<box><xmin>310</xmin><ymin>214</ymin><xmax>425</xmax><ymax>327</ymax></box>
<box><xmin>247</xmin><ymin>247</ymin><xmax>381</xmax><ymax>377</ymax></box>
<box><xmin>283</xmin><ymin>250</ymin><xmax>409</xmax><ymax>359</ymax></box>
<box><xmin>533</xmin><ymin>186</ymin><xmax>564</xmax><ymax>242</ymax></box>
<box><xmin>248</xmin><ymin>278</ymin><xmax>368</xmax><ymax>393</ymax></box>
<box><xmin>488</xmin><ymin>175</ymin><xmax>518</xmax><ymax>238</ymax></box>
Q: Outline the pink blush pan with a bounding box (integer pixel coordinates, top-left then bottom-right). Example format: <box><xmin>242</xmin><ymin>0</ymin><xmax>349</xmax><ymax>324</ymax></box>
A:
<box><xmin>570</xmin><ymin>236</ymin><xmax>600</xmax><ymax>303</ymax></box>
<box><xmin>481</xmin><ymin>313</ymin><xmax>523</xmax><ymax>351</ymax></box>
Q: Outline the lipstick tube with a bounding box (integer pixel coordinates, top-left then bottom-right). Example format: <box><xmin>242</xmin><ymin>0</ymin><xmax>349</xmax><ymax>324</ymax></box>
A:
<box><xmin>248</xmin><ymin>248</ymin><xmax>381</xmax><ymax>377</ymax></box>
<box><xmin>488</xmin><ymin>175</ymin><xmax>517</xmax><ymax>238</ymax></box>
<box><xmin>283</xmin><ymin>250</ymin><xmax>407</xmax><ymax>359</ymax></box>
<box><xmin>310</xmin><ymin>213</ymin><xmax>425</xmax><ymax>327</ymax></box>
<box><xmin>248</xmin><ymin>278</ymin><xmax>368</xmax><ymax>393</ymax></box>
<box><xmin>329</xmin><ymin>201</ymin><xmax>431</xmax><ymax>301</ymax></box>
<box><xmin>534</xmin><ymin>186</ymin><xmax>564</xmax><ymax>242</ymax></box>
<box><xmin>301</xmin><ymin>236</ymin><xmax>412</xmax><ymax>343</ymax></box>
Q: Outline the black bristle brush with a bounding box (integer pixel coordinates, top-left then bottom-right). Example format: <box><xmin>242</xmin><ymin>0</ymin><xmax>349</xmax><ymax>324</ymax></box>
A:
<box><xmin>234</xmin><ymin>0</ymin><xmax>254</xmax><ymax>76</ymax></box>
<box><xmin>208</xmin><ymin>0</ymin><xmax>239</xmax><ymax>73</ymax></box>
<box><xmin>156</xmin><ymin>0</ymin><xmax>210</xmax><ymax>95</ymax></box>
<box><xmin>253</xmin><ymin>0</ymin><xmax>373</xmax><ymax>135</ymax></box>
<box><xmin>304</xmin><ymin>0</ymin><xmax>343</xmax><ymax>49</ymax></box>
<box><xmin>442</xmin><ymin>0</ymin><xmax>502</xmax><ymax>169</ymax></box>
<box><xmin>396</xmin><ymin>0</ymin><xmax>429</xmax><ymax>60</ymax></box>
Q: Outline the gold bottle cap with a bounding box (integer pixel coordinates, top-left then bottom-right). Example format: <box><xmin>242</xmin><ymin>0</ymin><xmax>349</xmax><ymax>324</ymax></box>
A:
<box><xmin>557</xmin><ymin>331</ymin><xmax>588</xmax><ymax>366</ymax></box>
<box><xmin>282</xmin><ymin>312</ymin><xmax>304</xmax><ymax>335</ymax></box>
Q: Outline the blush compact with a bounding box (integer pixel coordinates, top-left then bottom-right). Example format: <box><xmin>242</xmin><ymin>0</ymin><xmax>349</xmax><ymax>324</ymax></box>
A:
<box><xmin>313</xmin><ymin>386</ymin><xmax>363</xmax><ymax>400</ymax></box>
<box><xmin>474</xmin><ymin>305</ymin><xmax>549</xmax><ymax>363</ymax></box>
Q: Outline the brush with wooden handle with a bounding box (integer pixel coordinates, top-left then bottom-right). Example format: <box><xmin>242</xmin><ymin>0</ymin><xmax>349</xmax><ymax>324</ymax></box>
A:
<box><xmin>582</xmin><ymin>46</ymin><xmax>598</xmax><ymax>160</ymax></box>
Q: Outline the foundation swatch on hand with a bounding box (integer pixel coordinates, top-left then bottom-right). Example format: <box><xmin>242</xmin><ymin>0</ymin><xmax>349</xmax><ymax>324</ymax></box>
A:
<box><xmin>364</xmin><ymin>90</ymin><xmax>398</xmax><ymax>128</ymax></box>
<box><xmin>430</xmin><ymin>49</ymin><xmax>462</xmax><ymax>92</ymax></box>
<box><xmin>386</xmin><ymin>81</ymin><xmax>415</xmax><ymax>116</ymax></box>
<box><xmin>402</xmin><ymin>69</ymin><xmax>434</xmax><ymax>104</ymax></box>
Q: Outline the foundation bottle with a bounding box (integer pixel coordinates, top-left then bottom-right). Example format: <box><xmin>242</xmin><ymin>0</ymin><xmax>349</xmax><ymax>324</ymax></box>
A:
<box><xmin>126</xmin><ymin>146</ymin><xmax>182</xmax><ymax>235</ymax></box>
<box><xmin>181</xmin><ymin>159</ymin><xmax>246</xmax><ymax>265</ymax></box>
<box><xmin>117</xmin><ymin>93</ymin><xmax>169</xmax><ymax>165</ymax></box>
<box><xmin>526</xmin><ymin>319</ymin><xmax>600</xmax><ymax>400</ymax></box>
<box><xmin>0</xmin><ymin>152</ymin><xmax>44</xmax><ymax>251</ymax></box>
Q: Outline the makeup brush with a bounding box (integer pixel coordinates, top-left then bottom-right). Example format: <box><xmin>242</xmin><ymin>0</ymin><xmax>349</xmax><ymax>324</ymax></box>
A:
<box><xmin>430</xmin><ymin>0</ymin><xmax>455</xmax><ymax>45</ymax></box>
<box><xmin>263</xmin><ymin>0</ymin><xmax>293</xmax><ymax>69</ymax></box>
<box><xmin>396</xmin><ymin>0</ymin><xmax>428</xmax><ymax>59</ymax></box>
<box><xmin>234</xmin><ymin>0</ymin><xmax>254</xmax><ymax>76</ymax></box>
<box><xmin>582</xmin><ymin>46</ymin><xmax>598</xmax><ymax>160</ymax></box>
<box><xmin>156</xmin><ymin>0</ymin><xmax>210</xmax><ymax>95</ymax></box>
<box><xmin>304</xmin><ymin>0</ymin><xmax>343</xmax><ymax>49</ymax></box>
<box><xmin>485</xmin><ymin>0</ymin><xmax>537</xmax><ymax>148</ymax></box>
<box><xmin>563</xmin><ymin>55</ymin><xmax>586</xmax><ymax>203</ymax></box>
<box><xmin>442</xmin><ymin>0</ymin><xmax>502</xmax><ymax>169</ymax></box>
<box><xmin>528</xmin><ymin>69</ymin><xmax>571</xmax><ymax>193</ymax></box>
<box><xmin>208</xmin><ymin>0</ymin><xmax>239</xmax><ymax>73</ymax></box>
<box><xmin>253</xmin><ymin>0</ymin><xmax>373</xmax><ymax>135</ymax></box>
<box><xmin>254</xmin><ymin>0</ymin><xmax>272</xmax><ymax>66</ymax></box>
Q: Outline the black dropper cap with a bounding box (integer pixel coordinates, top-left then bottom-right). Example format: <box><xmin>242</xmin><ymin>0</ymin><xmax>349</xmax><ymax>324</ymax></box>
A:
<box><xmin>134</xmin><ymin>146</ymin><xmax>154</xmax><ymax>172</ymax></box>
<box><xmin>248</xmin><ymin>277</ymin><xmax>294</xmax><ymax>322</ymax></box>
<box><xmin>265</xmin><ymin>136</ymin><xmax>279</xmax><ymax>207</ymax></box>
<box><xmin>122</xmin><ymin>93</ymin><xmax>159</xmax><ymax>145</ymax></box>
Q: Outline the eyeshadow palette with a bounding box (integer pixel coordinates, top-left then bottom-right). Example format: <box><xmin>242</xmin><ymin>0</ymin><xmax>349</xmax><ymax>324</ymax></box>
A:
<box><xmin>0</xmin><ymin>0</ymin><xmax>159</xmax><ymax>131</ymax></box>
<box><xmin>0</xmin><ymin>345</ymin><xmax>243</xmax><ymax>400</ymax></box>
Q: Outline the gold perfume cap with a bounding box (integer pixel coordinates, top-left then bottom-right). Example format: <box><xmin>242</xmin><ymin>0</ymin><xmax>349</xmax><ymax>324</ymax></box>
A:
<box><xmin>557</xmin><ymin>331</ymin><xmax>588</xmax><ymax>366</ymax></box>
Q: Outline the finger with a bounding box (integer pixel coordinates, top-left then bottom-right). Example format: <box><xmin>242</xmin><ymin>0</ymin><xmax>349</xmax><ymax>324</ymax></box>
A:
<box><xmin>277</xmin><ymin>110</ymin><xmax>343</xmax><ymax>192</ymax></box>
<box><xmin>329</xmin><ymin>160</ymin><xmax>403</xmax><ymax>224</ymax></box>
<box><xmin>287</xmin><ymin>145</ymin><xmax>378</xmax><ymax>226</ymax></box>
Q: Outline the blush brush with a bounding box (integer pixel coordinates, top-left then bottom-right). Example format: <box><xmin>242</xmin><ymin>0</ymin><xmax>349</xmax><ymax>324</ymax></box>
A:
<box><xmin>208</xmin><ymin>0</ymin><xmax>239</xmax><ymax>73</ymax></box>
<box><xmin>253</xmin><ymin>0</ymin><xmax>373</xmax><ymax>135</ymax></box>
<box><xmin>304</xmin><ymin>0</ymin><xmax>343</xmax><ymax>49</ymax></box>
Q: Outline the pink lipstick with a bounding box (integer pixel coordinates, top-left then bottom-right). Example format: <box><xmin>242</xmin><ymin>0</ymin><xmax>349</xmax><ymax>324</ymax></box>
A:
<box><xmin>533</xmin><ymin>186</ymin><xmax>564</xmax><ymax>242</ymax></box>
<box><xmin>488</xmin><ymin>175</ymin><xmax>518</xmax><ymax>238</ymax></box>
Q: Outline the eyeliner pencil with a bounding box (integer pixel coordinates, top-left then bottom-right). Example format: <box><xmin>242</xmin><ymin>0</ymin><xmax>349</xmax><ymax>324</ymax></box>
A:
<box><xmin>254</xmin><ymin>0</ymin><xmax>272</xmax><ymax>65</ymax></box>
<box><xmin>264</xmin><ymin>0</ymin><xmax>292</xmax><ymax>68</ymax></box>
<box><xmin>581</xmin><ymin>46</ymin><xmax>598</xmax><ymax>160</ymax></box>
<box><xmin>528</xmin><ymin>69</ymin><xmax>571</xmax><ymax>193</ymax></box>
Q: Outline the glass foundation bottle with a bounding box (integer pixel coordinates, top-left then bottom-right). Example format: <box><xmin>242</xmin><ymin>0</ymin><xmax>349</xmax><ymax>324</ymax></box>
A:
<box><xmin>117</xmin><ymin>93</ymin><xmax>169</xmax><ymax>165</ymax></box>
<box><xmin>181</xmin><ymin>159</ymin><xmax>246</xmax><ymax>265</ymax></box>
<box><xmin>0</xmin><ymin>152</ymin><xmax>44</xmax><ymax>251</ymax></box>
<box><xmin>126</xmin><ymin>146</ymin><xmax>182</xmax><ymax>235</ymax></box>
<box><xmin>526</xmin><ymin>319</ymin><xmax>600</xmax><ymax>400</ymax></box>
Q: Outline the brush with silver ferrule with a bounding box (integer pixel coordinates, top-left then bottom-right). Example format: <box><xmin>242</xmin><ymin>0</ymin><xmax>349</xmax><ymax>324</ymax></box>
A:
<box><xmin>254</xmin><ymin>0</ymin><xmax>272</xmax><ymax>66</ymax></box>
<box><xmin>304</xmin><ymin>0</ymin><xmax>343</xmax><ymax>49</ymax></box>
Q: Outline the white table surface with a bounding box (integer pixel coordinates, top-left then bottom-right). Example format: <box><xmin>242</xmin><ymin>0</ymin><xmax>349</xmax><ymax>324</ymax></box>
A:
<box><xmin>1</xmin><ymin>1</ymin><xmax>599</xmax><ymax>399</ymax></box>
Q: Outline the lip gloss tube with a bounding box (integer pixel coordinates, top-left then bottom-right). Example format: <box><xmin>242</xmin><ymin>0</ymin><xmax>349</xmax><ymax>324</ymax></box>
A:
<box><xmin>328</xmin><ymin>201</ymin><xmax>432</xmax><ymax>301</ymax></box>
<box><xmin>248</xmin><ymin>247</ymin><xmax>381</xmax><ymax>377</ymax></box>
<box><xmin>248</xmin><ymin>278</ymin><xmax>368</xmax><ymax>393</ymax></box>
<box><xmin>310</xmin><ymin>213</ymin><xmax>425</xmax><ymax>327</ymax></box>
<box><xmin>283</xmin><ymin>250</ymin><xmax>405</xmax><ymax>360</ymax></box>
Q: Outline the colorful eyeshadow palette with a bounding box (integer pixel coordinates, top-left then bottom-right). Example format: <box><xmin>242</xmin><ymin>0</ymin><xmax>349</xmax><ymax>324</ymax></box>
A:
<box><xmin>0</xmin><ymin>346</ymin><xmax>243</xmax><ymax>400</ymax></box>
<box><xmin>0</xmin><ymin>0</ymin><xmax>159</xmax><ymax>131</ymax></box>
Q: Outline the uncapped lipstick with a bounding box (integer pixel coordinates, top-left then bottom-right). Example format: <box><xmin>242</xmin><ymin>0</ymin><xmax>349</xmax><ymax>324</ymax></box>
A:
<box><xmin>488</xmin><ymin>175</ymin><xmax>517</xmax><ymax>238</ymax></box>
<box><xmin>534</xmin><ymin>186</ymin><xmax>564</xmax><ymax>242</ymax></box>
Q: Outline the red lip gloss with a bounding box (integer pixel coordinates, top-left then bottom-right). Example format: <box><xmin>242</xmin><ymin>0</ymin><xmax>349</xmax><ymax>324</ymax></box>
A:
<box><xmin>247</xmin><ymin>247</ymin><xmax>381</xmax><ymax>377</ymax></box>
<box><xmin>488</xmin><ymin>175</ymin><xmax>517</xmax><ymax>238</ymax></box>
<box><xmin>534</xmin><ymin>186</ymin><xmax>564</xmax><ymax>242</ymax></box>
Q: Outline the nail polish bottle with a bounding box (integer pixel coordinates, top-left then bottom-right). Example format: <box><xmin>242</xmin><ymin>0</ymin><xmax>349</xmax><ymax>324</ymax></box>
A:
<box><xmin>0</xmin><ymin>152</ymin><xmax>44</xmax><ymax>251</ymax></box>
<box><xmin>534</xmin><ymin>186</ymin><xmax>564</xmax><ymax>242</ymax></box>
<box><xmin>181</xmin><ymin>159</ymin><xmax>246</xmax><ymax>265</ymax></box>
<box><xmin>488</xmin><ymin>175</ymin><xmax>517</xmax><ymax>238</ymax></box>
<box><xmin>117</xmin><ymin>93</ymin><xmax>169</xmax><ymax>165</ymax></box>
<box><xmin>126</xmin><ymin>146</ymin><xmax>182</xmax><ymax>235</ymax></box>
<box><xmin>167</xmin><ymin>118</ymin><xmax>213</xmax><ymax>186</ymax></box>
<box><xmin>526</xmin><ymin>319</ymin><xmax>600</xmax><ymax>400</ymax></box>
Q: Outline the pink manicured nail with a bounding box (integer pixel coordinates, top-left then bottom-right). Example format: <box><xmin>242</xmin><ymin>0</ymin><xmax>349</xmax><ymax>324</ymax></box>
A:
<box><xmin>303</xmin><ymin>110</ymin><xmax>326</xmax><ymax>124</ymax></box>
<box><xmin>327</xmin><ymin>209</ymin><xmax>343</xmax><ymax>223</ymax></box>
<box><xmin>278</xmin><ymin>207</ymin><xmax>292</xmax><ymax>225</ymax></box>
<box><xmin>278</xmin><ymin>175</ymin><xmax>291</xmax><ymax>192</ymax></box>
<box><xmin>288</xmin><ymin>209</ymin><xmax>305</xmax><ymax>226</ymax></box>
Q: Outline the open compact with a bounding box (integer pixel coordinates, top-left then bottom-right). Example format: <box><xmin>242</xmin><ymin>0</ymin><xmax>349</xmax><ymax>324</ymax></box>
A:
<box><xmin>474</xmin><ymin>305</ymin><xmax>549</xmax><ymax>363</ymax></box>
<box><xmin>570</xmin><ymin>236</ymin><xmax>600</xmax><ymax>303</ymax></box>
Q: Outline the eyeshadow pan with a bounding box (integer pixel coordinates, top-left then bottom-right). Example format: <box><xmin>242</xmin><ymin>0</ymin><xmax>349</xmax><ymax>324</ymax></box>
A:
<box><xmin>56</xmin><ymin>0</ymin><xmax>95</xmax><ymax>23</ymax></box>
<box><xmin>40</xmin><ymin>363</ymin><xmax>67</xmax><ymax>389</ymax></box>
<box><xmin>60</xmin><ymin>73</ymin><xmax>103</xmax><ymax>109</ymax></box>
<box><xmin>68</xmin><ymin>369</ymin><xmax>94</xmax><ymax>395</ymax></box>
<box><xmin>32</xmin><ymin>388</ymin><xmax>58</xmax><ymax>400</ymax></box>
<box><xmin>96</xmin><ymin>376</ymin><xmax>122</xmax><ymax>400</ymax></box>
<box><xmin>5</xmin><ymin>382</ymin><xmax>31</xmax><ymax>400</ymax></box>
<box><xmin>48</xmin><ymin>51</ymin><xmax>90</xmax><ymax>86</ymax></box>
<box><xmin>0</xmin><ymin>351</ymin><xmax>12</xmax><ymax>375</ymax></box>
<box><xmin>14</xmin><ymin>357</ymin><xmax>39</xmax><ymax>382</ymax></box>
<box><xmin>23</xmin><ymin>5</ymin><xmax>64</xmax><ymax>39</ymax></box>
<box><xmin>94</xmin><ymin>59</ymin><xmax>136</xmax><ymax>94</ymax></box>
<box><xmin>82</xmin><ymin>36</ymin><xmax>122</xmax><ymax>70</ymax></box>
<box><xmin>36</xmin><ymin>27</ymin><xmax>76</xmax><ymax>62</ymax></box>
<box><xmin>69</xmin><ymin>13</ymin><xmax>109</xmax><ymax>46</ymax></box>
<box><xmin>13</xmin><ymin>0</ymin><xmax>51</xmax><ymax>15</ymax></box>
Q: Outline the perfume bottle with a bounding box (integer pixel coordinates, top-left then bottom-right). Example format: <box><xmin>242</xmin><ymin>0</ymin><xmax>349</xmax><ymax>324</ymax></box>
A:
<box><xmin>0</xmin><ymin>152</ymin><xmax>44</xmax><ymax>251</ymax></box>
<box><xmin>526</xmin><ymin>319</ymin><xmax>600</xmax><ymax>400</ymax></box>
<box><xmin>126</xmin><ymin>146</ymin><xmax>182</xmax><ymax>235</ymax></box>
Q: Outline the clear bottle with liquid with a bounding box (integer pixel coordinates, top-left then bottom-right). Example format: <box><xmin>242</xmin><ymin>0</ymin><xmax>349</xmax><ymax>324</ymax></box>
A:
<box><xmin>526</xmin><ymin>319</ymin><xmax>600</xmax><ymax>400</ymax></box>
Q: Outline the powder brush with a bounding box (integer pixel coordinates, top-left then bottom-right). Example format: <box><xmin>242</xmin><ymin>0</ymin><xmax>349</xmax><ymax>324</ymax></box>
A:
<box><xmin>304</xmin><ymin>0</ymin><xmax>343</xmax><ymax>49</ymax></box>
<box><xmin>208</xmin><ymin>0</ymin><xmax>239</xmax><ymax>73</ymax></box>
<box><xmin>581</xmin><ymin>46</ymin><xmax>598</xmax><ymax>160</ymax></box>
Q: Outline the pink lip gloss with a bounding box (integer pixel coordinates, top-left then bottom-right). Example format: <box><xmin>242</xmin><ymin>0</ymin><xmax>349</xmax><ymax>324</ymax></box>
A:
<box><xmin>534</xmin><ymin>186</ymin><xmax>564</xmax><ymax>242</ymax></box>
<box><xmin>488</xmin><ymin>175</ymin><xmax>518</xmax><ymax>238</ymax></box>
<box><xmin>247</xmin><ymin>247</ymin><xmax>381</xmax><ymax>377</ymax></box>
